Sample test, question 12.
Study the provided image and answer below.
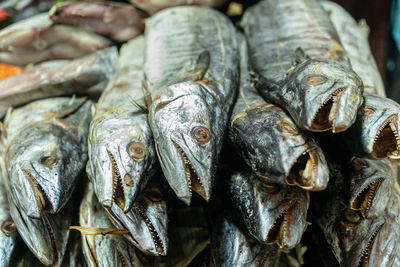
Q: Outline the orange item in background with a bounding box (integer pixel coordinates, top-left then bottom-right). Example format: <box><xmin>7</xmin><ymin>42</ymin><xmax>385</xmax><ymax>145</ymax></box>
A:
<box><xmin>0</xmin><ymin>63</ymin><xmax>24</xmax><ymax>80</ymax></box>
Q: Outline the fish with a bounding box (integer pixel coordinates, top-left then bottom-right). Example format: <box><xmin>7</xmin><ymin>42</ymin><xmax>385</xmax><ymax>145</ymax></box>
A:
<box><xmin>49</xmin><ymin>1</ymin><xmax>147</xmax><ymax>42</ymax></box>
<box><xmin>78</xmin><ymin>181</ymin><xmax>152</xmax><ymax>267</ymax></box>
<box><xmin>229</xmin><ymin>33</ymin><xmax>329</xmax><ymax>190</ymax></box>
<box><xmin>228</xmin><ymin>170</ymin><xmax>309</xmax><ymax>249</ymax></box>
<box><xmin>0</xmin><ymin>13</ymin><xmax>111</xmax><ymax>65</ymax></box>
<box><xmin>241</xmin><ymin>0</ymin><xmax>363</xmax><ymax>133</ymax></box>
<box><xmin>0</xmin><ymin>47</ymin><xmax>117</xmax><ymax>119</ymax></box>
<box><xmin>8</xmin><ymin>195</ymin><xmax>72</xmax><ymax>266</ymax></box>
<box><xmin>321</xmin><ymin>2</ymin><xmax>400</xmax><ymax>159</ymax></box>
<box><xmin>87</xmin><ymin>36</ymin><xmax>155</xmax><ymax>212</ymax></box>
<box><xmin>144</xmin><ymin>6</ymin><xmax>240</xmax><ymax>205</ymax></box>
<box><xmin>129</xmin><ymin>0</ymin><xmax>227</xmax><ymax>15</ymax></box>
<box><xmin>103</xmin><ymin>175</ymin><xmax>168</xmax><ymax>256</ymax></box>
<box><xmin>3</xmin><ymin>97</ymin><xmax>92</xmax><ymax>218</ymax></box>
<box><xmin>61</xmin><ymin>231</ymin><xmax>87</xmax><ymax>267</ymax></box>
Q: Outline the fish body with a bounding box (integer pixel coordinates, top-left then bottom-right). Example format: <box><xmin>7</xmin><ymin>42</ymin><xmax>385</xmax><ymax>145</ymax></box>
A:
<box><xmin>145</xmin><ymin>6</ymin><xmax>240</xmax><ymax>204</ymax></box>
<box><xmin>50</xmin><ymin>1</ymin><xmax>147</xmax><ymax>42</ymax></box>
<box><xmin>129</xmin><ymin>0</ymin><xmax>227</xmax><ymax>15</ymax></box>
<box><xmin>0</xmin><ymin>13</ymin><xmax>111</xmax><ymax>65</ymax></box>
<box><xmin>4</xmin><ymin>97</ymin><xmax>92</xmax><ymax>218</ymax></box>
<box><xmin>242</xmin><ymin>0</ymin><xmax>363</xmax><ymax>132</ymax></box>
<box><xmin>87</xmin><ymin>36</ymin><xmax>155</xmax><ymax>212</ymax></box>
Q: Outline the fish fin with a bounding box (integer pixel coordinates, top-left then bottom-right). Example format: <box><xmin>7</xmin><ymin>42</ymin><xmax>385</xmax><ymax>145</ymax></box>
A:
<box><xmin>142</xmin><ymin>78</ymin><xmax>153</xmax><ymax>107</ymax></box>
<box><xmin>358</xmin><ymin>19</ymin><xmax>370</xmax><ymax>37</ymax></box>
<box><xmin>293</xmin><ymin>47</ymin><xmax>310</xmax><ymax>65</ymax></box>
<box><xmin>193</xmin><ymin>51</ymin><xmax>210</xmax><ymax>81</ymax></box>
<box><xmin>91</xmin><ymin>104</ymin><xmax>97</xmax><ymax>117</ymax></box>
<box><xmin>129</xmin><ymin>96</ymin><xmax>148</xmax><ymax>114</ymax></box>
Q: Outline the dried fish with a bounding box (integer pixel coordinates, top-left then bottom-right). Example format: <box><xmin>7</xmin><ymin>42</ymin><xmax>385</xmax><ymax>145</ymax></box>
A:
<box><xmin>129</xmin><ymin>0</ymin><xmax>227</xmax><ymax>15</ymax></box>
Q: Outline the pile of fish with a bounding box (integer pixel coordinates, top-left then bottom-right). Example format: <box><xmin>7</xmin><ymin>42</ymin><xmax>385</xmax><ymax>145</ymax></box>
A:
<box><xmin>0</xmin><ymin>0</ymin><xmax>399</xmax><ymax>266</ymax></box>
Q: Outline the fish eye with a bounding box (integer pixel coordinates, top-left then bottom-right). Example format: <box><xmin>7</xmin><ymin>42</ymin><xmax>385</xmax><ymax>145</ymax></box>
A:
<box><xmin>40</xmin><ymin>154</ymin><xmax>57</xmax><ymax>168</ymax></box>
<box><xmin>146</xmin><ymin>187</ymin><xmax>163</xmax><ymax>202</ymax></box>
<box><xmin>1</xmin><ymin>221</ymin><xmax>16</xmax><ymax>236</ymax></box>
<box><xmin>307</xmin><ymin>75</ymin><xmax>327</xmax><ymax>86</ymax></box>
<box><xmin>260</xmin><ymin>181</ymin><xmax>280</xmax><ymax>194</ymax></box>
<box><xmin>128</xmin><ymin>142</ymin><xmax>146</xmax><ymax>159</ymax></box>
<box><xmin>341</xmin><ymin>208</ymin><xmax>361</xmax><ymax>225</ymax></box>
<box><xmin>192</xmin><ymin>126</ymin><xmax>210</xmax><ymax>143</ymax></box>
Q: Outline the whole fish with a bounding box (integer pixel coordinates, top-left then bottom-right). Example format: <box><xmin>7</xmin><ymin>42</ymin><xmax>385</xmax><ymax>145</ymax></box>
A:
<box><xmin>228</xmin><ymin>170</ymin><xmax>308</xmax><ymax>249</ymax></box>
<box><xmin>242</xmin><ymin>0</ymin><xmax>363</xmax><ymax>133</ymax></box>
<box><xmin>0</xmin><ymin>13</ymin><xmax>111</xmax><ymax>65</ymax></box>
<box><xmin>144</xmin><ymin>6</ymin><xmax>240</xmax><ymax>204</ymax></box>
<box><xmin>87</xmin><ymin>36</ymin><xmax>155</xmax><ymax>212</ymax></box>
<box><xmin>49</xmin><ymin>1</ymin><xmax>147</xmax><ymax>42</ymax></box>
<box><xmin>229</xmin><ymin>33</ymin><xmax>329</xmax><ymax>190</ymax></box>
<box><xmin>322</xmin><ymin>2</ymin><xmax>400</xmax><ymax>159</ymax></box>
<box><xmin>78</xmin><ymin>182</ymin><xmax>152</xmax><ymax>267</ymax></box>
<box><xmin>103</xmin><ymin>175</ymin><xmax>168</xmax><ymax>256</ymax></box>
<box><xmin>129</xmin><ymin>0</ymin><xmax>227</xmax><ymax>15</ymax></box>
<box><xmin>3</xmin><ymin>97</ymin><xmax>92</xmax><ymax>218</ymax></box>
<box><xmin>9</xmin><ymin>196</ymin><xmax>72</xmax><ymax>266</ymax></box>
<box><xmin>0</xmin><ymin>47</ymin><xmax>117</xmax><ymax>118</ymax></box>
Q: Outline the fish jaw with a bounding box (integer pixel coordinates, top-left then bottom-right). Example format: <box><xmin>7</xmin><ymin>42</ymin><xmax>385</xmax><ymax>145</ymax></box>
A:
<box><xmin>285</xmin><ymin>59</ymin><xmax>363</xmax><ymax>132</ymax></box>
<box><xmin>149</xmin><ymin>82</ymin><xmax>219</xmax><ymax>205</ymax></box>
<box><xmin>88</xmin><ymin>111</ymin><xmax>154</xmax><ymax>212</ymax></box>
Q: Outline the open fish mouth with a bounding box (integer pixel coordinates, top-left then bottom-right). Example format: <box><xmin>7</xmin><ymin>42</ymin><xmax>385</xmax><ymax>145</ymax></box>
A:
<box><xmin>107</xmin><ymin>150</ymin><xmax>126</xmax><ymax>211</ymax></box>
<box><xmin>371</xmin><ymin>114</ymin><xmax>400</xmax><ymax>159</ymax></box>
<box><xmin>350</xmin><ymin>178</ymin><xmax>383</xmax><ymax>217</ymax></box>
<box><xmin>310</xmin><ymin>88</ymin><xmax>346</xmax><ymax>132</ymax></box>
<box><xmin>22</xmin><ymin>168</ymin><xmax>49</xmax><ymax>217</ymax></box>
<box><xmin>172</xmin><ymin>141</ymin><xmax>208</xmax><ymax>201</ymax></box>
<box><xmin>265</xmin><ymin>200</ymin><xmax>295</xmax><ymax>249</ymax></box>
<box><xmin>357</xmin><ymin>225</ymin><xmax>382</xmax><ymax>267</ymax></box>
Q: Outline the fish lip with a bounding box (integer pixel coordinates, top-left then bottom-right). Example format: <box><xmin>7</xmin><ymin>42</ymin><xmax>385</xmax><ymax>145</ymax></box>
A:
<box><xmin>350</xmin><ymin>177</ymin><xmax>384</xmax><ymax>217</ymax></box>
<box><xmin>19</xmin><ymin>168</ymin><xmax>46</xmax><ymax>218</ymax></box>
<box><xmin>171</xmin><ymin>139</ymin><xmax>209</xmax><ymax>203</ymax></box>
<box><xmin>371</xmin><ymin>114</ymin><xmax>400</xmax><ymax>159</ymax></box>
<box><xmin>356</xmin><ymin>223</ymin><xmax>383</xmax><ymax>267</ymax></box>
<box><xmin>106</xmin><ymin>149</ymin><xmax>128</xmax><ymax>212</ymax></box>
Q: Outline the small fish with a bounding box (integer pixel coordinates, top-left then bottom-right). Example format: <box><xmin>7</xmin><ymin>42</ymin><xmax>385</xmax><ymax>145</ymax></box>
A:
<box><xmin>242</xmin><ymin>0</ymin><xmax>363</xmax><ymax>133</ymax></box>
<box><xmin>129</xmin><ymin>0</ymin><xmax>227</xmax><ymax>15</ymax></box>
<box><xmin>0</xmin><ymin>47</ymin><xmax>117</xmax><ymax>119</ymax></box>
<box><xmin>145</xmin><ymin>6</ymin><xmax>240</xmax><ymax>204</ymax></box>
<box><xmin>87</xmin><ymin>36</ymin><xmax>155</xmax><ymax>212</ymax></box>
<box><xmin>78</xmin><ymin>182</ymin><xmax>152</xmax><ymax>267</ymax></box>
<box><xmin>4</xmin><ymin>97</ymin><xmax>92</xmax><ymax>218</ymax></box>
<box><xmin>228</xmin><ymin>171</ymin><xmax>309</xmax><ymax>249</ymax></box>
<box><xmin>50</xmin><ymin>1</ymin><xmax>147</xmax><ymax>42</ymax></box>
<box><xmin>229</xmin><ymin>33</ymin><xmax>329</xmax><ymax>190</ymax></box>
<box><xmin>0</xmin><ymin>13</ymin><xmax>111</xmax><ymax>65</ymax></box>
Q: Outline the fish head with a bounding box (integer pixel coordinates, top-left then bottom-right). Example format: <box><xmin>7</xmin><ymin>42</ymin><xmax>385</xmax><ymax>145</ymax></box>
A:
<box><xmin>357</xmin><ymin>94</ymin><xmax>400</xmax><ymax>159</ymax></box>
<box><xmin>229</xmin><ymin>171</ymin><xmax>309</xmax><ymax>249</ymax></box>
<box><xmin>287</xmin><ymin>59</ymin><xmax>363</xmax><ymax>132</ymax></box>
<box><xmin>104</xmin><ymin>181</ymin><xmax>168</xmax><ymax>256</ymax></box>
<box><xmin>349</xmin><ymin>157</ymin><xmax>393</xmax><ymax>218</ymax></box>
<box><xmin>88</xmin><ymin>109</ymin><xmax>154</xmax><ymax>212</ymax></box>
<box><xmin>336</xmin><ymin>210</ymin><xmax>396</xmax><ymax>267</ymax></box>
<box><xmin>7</xmin><ymin>121</ymin><xmax>83</xmax><ymax>218</ymax></box>
<box><xmin>150</xmin><ymin>81</ymin><xmax>220</xmax><ymax>205</ymax></box>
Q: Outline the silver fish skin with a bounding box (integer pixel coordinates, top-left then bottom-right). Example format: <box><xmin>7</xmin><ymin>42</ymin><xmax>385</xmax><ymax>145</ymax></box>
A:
<box><xmin>228</xmin><ymin>171</ymin><xmax>309</xmax><ymax>250</ymax></box>
<box><xmin>79</xmin><ymin>182</ymin><xmax>150</xmax><ymax>267</ymax></box>
<box><xmin>4</xmin><ymin>97</ymin><xmax>92</xmax><ymax>218</ymax></box>
<box><xmin>61</xmin><ymin>232</ymin><xmax>87</xmax><ymax>267</ymax></box>
<box><xmin>0</xmin><ymin>13</ymin><xmax>112</xmax><ymax>66</ymax></box>
<box><xmin>9</xmin><ymin>196</ymin><xmax>71</xmax><ymax>266</ymax></box>
<box><xmin>145</xmin><ymin>6</ymin><xmax>240</xmax><ymax>205</ymax></box>
<box><xmin>229</xmin><ymin>33</ymin><xmax>329</xmax><ymax>190</ymax></box>
<box><xmin>129</xmin><ymin>0</ymin><xmax>227</xmax><ymax>15</ymax></box>
<box><xmin>103</xmin><ymin>177</ymin><xmax>168</xmax><ymax>256</ymax></box>
<box><xmin>49</xmin><ymin>1</ymin><xmax>147</xmax><ymax>42</ymax></box>
<box><xmin>87</xmin><ymin>36</ymin><xmax>155</xmax><ymax>212</ymax></box>
<box><xmin>0</xmin><ymin>47</ymin><xmax>117</xmax><ymax>119</ymax></box>
<box><xmin>242</xmin><ymin>0</ymin><xmax>363</xmax><ymax>133</ymax></box>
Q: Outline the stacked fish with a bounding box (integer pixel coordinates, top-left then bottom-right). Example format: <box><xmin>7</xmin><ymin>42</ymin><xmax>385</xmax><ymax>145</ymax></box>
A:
<box><xmin>0</xmin><ymin>0</ymin><xmax>398</xmax><ymax>266</ymax></box>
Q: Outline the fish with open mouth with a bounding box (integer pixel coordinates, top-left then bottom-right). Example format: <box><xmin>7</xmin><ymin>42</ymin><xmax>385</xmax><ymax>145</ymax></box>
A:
<box><xmin>321</xmin><ymin>1</ymin><xmax>400</xmax><ymax>160</ymax></box>
<box><xmin>228</xmin><ymin>170</ymin><xmax>309</xmax><ymax>249</ymax></box>
<box><xmin>229</xmin><ymin>33</ymin><xmax>329</xmax><ymax>190</ymax></box>
<box><xmin>49</xmin><ymin>1</ymin><xmax>147</xmax><ymax>42</ymax></box>
<box><xmin>77</xmin><ymin>181</ymin><xmax>152</xmax><ymax>267</ymax></box>
<box><xmin>0</xmin><ymin>13</ymin><xmax>112</xmax><ymax>65</ymax></box>
<box><xmin>144</xmin><ymin>6</ymin><xmax>240</xmax><ymax>205</ymax></box>
<box><xmin>87</xmin><ymin>36</ymin><xmax>155</xmax><ymax>213</ymax></box>
<box><xmin>0</xmin><ymin>47</ymin><xmax>117</xmax><ymax>119</ymax></box>
<box><xmin>3</xmin><ymin>97</ymin><xmax>92</xmax><ymax>218</ymax></box>
<box><xmin>241</xmin><ymin>0</ymin><xmax>363</xmax><ymax>133</ymax></box>
<box><xmin>102</xmin><ymin>176</ymin><xmax>168</xmax><ymax>256</ymax></box>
